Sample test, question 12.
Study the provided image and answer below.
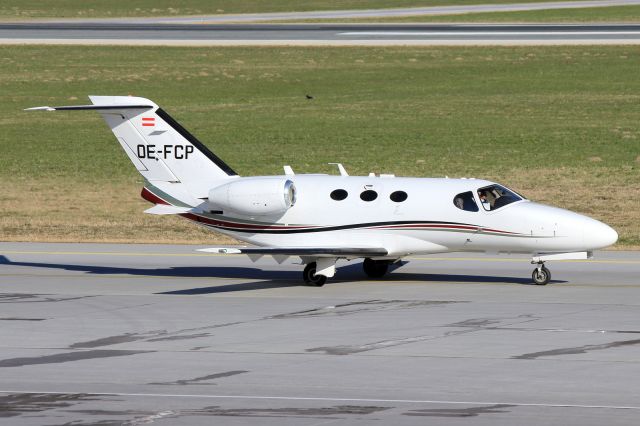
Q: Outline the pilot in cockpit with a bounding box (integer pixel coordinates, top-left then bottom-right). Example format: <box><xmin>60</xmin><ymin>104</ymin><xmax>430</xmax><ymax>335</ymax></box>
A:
<box><xmin>478</xmin><ymin>190</ymin><xmax>491</xmax><ymax>210</ymax></box>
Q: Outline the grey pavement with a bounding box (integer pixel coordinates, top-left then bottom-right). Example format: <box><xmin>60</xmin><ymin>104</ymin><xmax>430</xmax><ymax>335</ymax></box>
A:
<box><xmin>0</xmin><ymin>242</ymin><xmax>638</xmax><ymax>425</ymax></box>
<box><xmin>3</xmin><ymin>23</ymin><xmax>640</xmax><ymax>46</ymax></box>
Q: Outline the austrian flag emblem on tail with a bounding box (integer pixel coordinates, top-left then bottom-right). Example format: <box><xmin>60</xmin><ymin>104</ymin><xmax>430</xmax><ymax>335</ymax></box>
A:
<box><xmin>142</xmin><ymin>117</ymin><xmax>155</xmax><ymax>127</ymax></box>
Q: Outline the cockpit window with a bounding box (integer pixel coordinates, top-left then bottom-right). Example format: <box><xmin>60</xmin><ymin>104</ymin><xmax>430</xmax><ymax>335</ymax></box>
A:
<box><xmin>453</xmin><ymin>191</ymin><xmax>479</xmax><ymax>212</ymax></box>
<box><xmin>477</xmin><ymin>184</ymin><xmax>524</xmax><ymax>211</ymax></box>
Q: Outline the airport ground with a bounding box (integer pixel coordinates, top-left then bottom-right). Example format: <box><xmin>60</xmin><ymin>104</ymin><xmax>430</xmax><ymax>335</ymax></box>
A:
<box><xmin>0</xmin><ymin>4</ymin><xmax>639</xmax><ymax>424</ymax></box>
<box><xmin>0</xmin><ymin>242</ymin><xmax>639</xmax><ymax>425</ymax></box>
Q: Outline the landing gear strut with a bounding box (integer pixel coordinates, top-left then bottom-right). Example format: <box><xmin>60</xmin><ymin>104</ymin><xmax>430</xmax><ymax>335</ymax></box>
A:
<box><xmin>531</xmin><ymin>263</ymin><xmax>551</xmax><ymax>285</ymax></box>
<box><xmin>303</xmin><ymin>262</ymin><xmax>327</xmax><ymax>287</ymax></box>
<box><xmin>363</xmin><ymin>258</ymin><xmax>390</xmax><ymax>279</ymax></box>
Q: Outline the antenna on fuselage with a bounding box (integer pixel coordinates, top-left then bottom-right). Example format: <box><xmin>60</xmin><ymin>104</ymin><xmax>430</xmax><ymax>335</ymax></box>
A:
<box><xmin>328</xmin><ymin>163</ymin><xmax>349</xmax><ymax>176</ymax></box>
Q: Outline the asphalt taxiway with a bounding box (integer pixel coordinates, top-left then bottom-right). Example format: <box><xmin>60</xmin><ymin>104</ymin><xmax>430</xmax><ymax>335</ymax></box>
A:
<box><xmin>0</xmin><ymin>242</ymin><xmax>639</xmax><ymax>425</ymax></box>
<box><xmin>3</xmin><ymin>23</ymin><xmax>640</xmax><ymax>45</ymax></box>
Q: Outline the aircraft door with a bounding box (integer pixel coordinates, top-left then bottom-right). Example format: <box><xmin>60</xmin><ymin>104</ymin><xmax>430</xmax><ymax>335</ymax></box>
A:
<box><xmin>451</xmin><ymin>191</ymin><xmax>481</xmax><ymax>249</ymax></box>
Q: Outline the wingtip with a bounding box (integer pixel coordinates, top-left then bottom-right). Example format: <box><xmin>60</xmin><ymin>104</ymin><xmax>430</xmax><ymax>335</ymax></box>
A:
<box><xmin>24</xmin><ymin>106</ymin><xmax>55</xmax><ymax>111</ymax></box>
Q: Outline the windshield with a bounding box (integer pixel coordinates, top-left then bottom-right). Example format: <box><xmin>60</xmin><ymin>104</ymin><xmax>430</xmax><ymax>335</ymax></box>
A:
<box><xmin>477</xmin><ymin>184</ymin><xmax>524</xmax><ymax>211</ymax></box>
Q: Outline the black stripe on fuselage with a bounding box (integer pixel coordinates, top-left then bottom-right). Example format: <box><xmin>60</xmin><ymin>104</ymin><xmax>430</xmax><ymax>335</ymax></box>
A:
<box><xmin>184</xmin><ymin>215</ymin><xmax>487</xmax><ymax>234</ymax></box>
<box><xmin>155</xmin><ymin>108</ymin><xmax>238</xmax><ymax>176</ymax></box>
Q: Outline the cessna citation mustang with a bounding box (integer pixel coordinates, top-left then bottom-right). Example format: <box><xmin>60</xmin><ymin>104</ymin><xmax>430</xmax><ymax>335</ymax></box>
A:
<box><xmin>28</xmin><ymin>96</ymin><xmax>618</xmax><ymax>286</ymax></box>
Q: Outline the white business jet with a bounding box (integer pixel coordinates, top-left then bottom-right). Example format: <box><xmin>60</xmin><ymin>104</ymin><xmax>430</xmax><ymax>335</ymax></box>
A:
<box><xmin>28</xmin><ymin>96</ymin><xmax>618</xmax><ymax>286</ymax></box>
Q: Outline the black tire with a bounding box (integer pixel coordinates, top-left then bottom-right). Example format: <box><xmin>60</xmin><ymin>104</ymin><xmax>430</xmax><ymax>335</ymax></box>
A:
<box><xmin>532</xmin><ymin>266</ymin><xmax>551</xmax><ymax>285</ymax></box>
<box><xmin>363</xmin><ymin>258</ymin><xmax>389</xmax><ymax>279</ymax></box>
<box><xmin>303</xmin><ymin>262</ymin><xmax>327</xmax><ymax>287</ymax></box>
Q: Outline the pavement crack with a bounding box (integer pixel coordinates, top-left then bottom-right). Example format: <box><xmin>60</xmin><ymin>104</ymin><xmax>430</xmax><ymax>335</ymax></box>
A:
<box><xmin>176</xmin><ymin>405</ymin><xmax>390</xmax><ymax>418</ymax></box>
<box><xmin>0</xmin><ymin>293</ymin><xmax>94</xmax><ymax>304</ymax></box>
<box><xmin>0</xmin><ymin>393</ymin><xmax>102</xmax><ymax>417</ymax></box>
<box><xmin>270</xmin><ymin>300</ymin><xmax>461</xmax><ymax>319</ymax></box>
<box><xmin>0</xmin><ymin>349</ymin><xmax>153</xmax><ymax>368</ymax></box>
<box><xmin>64</xmin><ymin>404</ymin><xmax>390</xmax><ymax>421</ymax></box>
<box><xmin>149</xmin><ymin>370</ymin><xmax>248</xmax><ymax>386</ymax></box>
<box><xmin>513</xmin><ymin>338</ymin><xmax>640</xmax><ymax>359</ymax></box>
<box><xmin>69</xmin><ymin>322</ymin><xmax>245</xmax><ymax>349</ymax></box>
<box><xmin>146</xmin><ymin>333</ymin><xmax>212</xmax><ymax>342</ymax></box>
<box><xmin>70</xmin><ymin>331</ymin><xmax>168</xmax><ymax>348</ymax></box>
<box><xmin>403</xmin><ymin>404</ymin><xmax>514</xmax><ymax>417</ymax></box>
<box><xmin>307</xmin><ymin>334</ymin><xmax>440</xmax><ymax>355</ymax></box>
<box><xmin>0</xmin><ymin>317</ymin><xmax>46</xmax><ymax>321</ymax></box>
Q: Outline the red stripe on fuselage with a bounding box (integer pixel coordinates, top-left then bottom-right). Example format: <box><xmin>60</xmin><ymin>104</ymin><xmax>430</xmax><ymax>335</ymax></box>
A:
<box><xmin>181</xmin><ymin>213</ymin><xmax>315</xmax><ymax>230</ymax></box>
<box><xmin>481</xmin><ymin>228</ymin><xmax>519</xmax><ymax>235</ymax></box>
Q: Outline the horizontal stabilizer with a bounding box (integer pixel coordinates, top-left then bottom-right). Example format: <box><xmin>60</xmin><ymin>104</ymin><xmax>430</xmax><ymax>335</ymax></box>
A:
<box><xmin>26</xmin><ymin>95</ymin><xmax>237</xmax><ymax>198</ymax></box>
<box><xmin>144</xmin><ymin>204</ymin><xmax>195</xmax><ymax>215</ymax></box>
<box><xmin>25</xmin><ymin>104</ymin><xmax>153</xmax><ymax>111</ymax></box>
<box><xmin>198</xmin><ymin>246</ymin><xmax>388</xmax><ymax>258</ymax></box>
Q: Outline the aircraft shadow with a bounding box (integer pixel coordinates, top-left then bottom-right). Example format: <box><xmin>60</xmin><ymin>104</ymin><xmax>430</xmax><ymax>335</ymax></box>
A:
<box><xmin>0</xmin><ymin>256</ymin><xmax>564</xmax><ymax>294</ymax></box>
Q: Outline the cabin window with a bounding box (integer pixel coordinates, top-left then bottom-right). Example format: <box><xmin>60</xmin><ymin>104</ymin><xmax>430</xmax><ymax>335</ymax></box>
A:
<box><xmin>360</xmin><ymin>190</ymin><xmax>378</xmax><ymax>202</ymax></box>
<box><xmin>330</xmin><ymin>189</ymin><xmax>348</xmax><ymax>201</ymax></box>
<box><xmin>390</xmin><ymin>191</ymin><xmax>408</xmax><ymax>202</ymax></box>
<box><xmin>477</xmin><ymin>184</ymin><xmax>523</xmax><ymax>211</ymax></box>
<box><xmin>453</xmin><ymin>191</ymin><xmax>479</xmax><ymax>212</ymax></box>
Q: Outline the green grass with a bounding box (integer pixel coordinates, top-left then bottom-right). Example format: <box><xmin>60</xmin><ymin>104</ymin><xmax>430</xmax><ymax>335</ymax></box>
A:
<box><xmin>0</xmin><ymin>0</ymin><xmax>591</xmax><ymax>20</ymax></box>
<box><xmin>298</xmin><ymin>5</ymin><xmax>640</xmax><ymax>23</ymax></box>
<box><xmin>1</xmin><ymin>45</ymin><xmax>638</xmax><ymax>246</ymax></box>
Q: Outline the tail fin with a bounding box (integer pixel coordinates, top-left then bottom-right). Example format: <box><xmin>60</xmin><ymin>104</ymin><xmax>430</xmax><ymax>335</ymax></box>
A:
<box><xmin>27</xmin><ymin>96</ymin><xmax>237</xmax><ymax>198</ymax></box>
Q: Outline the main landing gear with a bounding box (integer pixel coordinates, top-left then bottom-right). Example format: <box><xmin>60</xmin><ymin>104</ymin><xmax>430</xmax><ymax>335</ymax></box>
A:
<box><xmin>363</xmin><ymin>258</ymin><xmax>391</xmax><ymax>279</ymax></box>
<box><xmin>303</xmin><ymin>262</ymin><xmax>327</xmax><ymax>287</ymax></box>
<box><xmin>302</xmin><ymin>258</ymin><xmax>395</xmax><ymax>286</ymax></box>
<box><xmin>531</xmin><ymin>262</ymin><xmax>551</xmax><ymax>285</ymax></box>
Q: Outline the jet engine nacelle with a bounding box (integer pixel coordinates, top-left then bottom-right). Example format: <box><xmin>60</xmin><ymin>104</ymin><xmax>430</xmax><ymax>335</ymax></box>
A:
<box><xmin>208</xmin><ymin>178</ymin><xmax>296</xmax><ymax>216</ymax></box>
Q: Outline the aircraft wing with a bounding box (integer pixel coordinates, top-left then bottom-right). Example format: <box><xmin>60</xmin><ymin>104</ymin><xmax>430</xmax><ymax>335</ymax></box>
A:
<box><xmin>198</xmin><ymin>246</ymin><xmax>388</xmax><ymax>258</ymax></box>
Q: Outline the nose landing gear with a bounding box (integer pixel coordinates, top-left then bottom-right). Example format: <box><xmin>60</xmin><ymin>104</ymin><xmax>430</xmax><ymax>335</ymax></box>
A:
<box><xmin>531</xmin><ymin>263</ymin><xmax>551</xmax><ymax>285</ymax></box>
<box><xmin>529</xmin><ymin>252</ymin><xmax>591</xmax><ymax>285</ymax></box>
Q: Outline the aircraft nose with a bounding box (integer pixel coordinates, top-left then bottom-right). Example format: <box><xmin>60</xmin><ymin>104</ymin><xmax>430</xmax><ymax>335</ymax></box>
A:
<box><xmin>583</xmin><ymin>219</ymin><xmax>618</xmax><ymax>249</ymax></box>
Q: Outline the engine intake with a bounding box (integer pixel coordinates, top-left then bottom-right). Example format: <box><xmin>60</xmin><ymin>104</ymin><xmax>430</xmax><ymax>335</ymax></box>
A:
<box><xmin>208</xmin><ymin>178</ymin><xmax>296</xmax><ymax>216</ymax></box>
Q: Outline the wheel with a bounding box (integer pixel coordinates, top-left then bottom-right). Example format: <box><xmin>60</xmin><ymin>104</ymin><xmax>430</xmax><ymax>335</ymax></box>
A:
<box><xmin>363</xmin><ymin>258</ymin><xmax>389</xmax><ymax>279</ymax></box>
<box><xmin>532</xmin><ymin>265</ymin><xmax>551</xmax><ymax>285</ymax></box>
<box><xmin>303</xmin><ymin>262</ymin><xmax>327</xmax><ymax>287</ymax></box>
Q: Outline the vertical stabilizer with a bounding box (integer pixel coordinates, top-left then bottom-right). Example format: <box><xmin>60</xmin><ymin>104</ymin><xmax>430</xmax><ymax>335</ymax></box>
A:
<box><xmin>87</xmin><ymin>96</ymin><xmax>237</xmax><ymax>198</ymax></box>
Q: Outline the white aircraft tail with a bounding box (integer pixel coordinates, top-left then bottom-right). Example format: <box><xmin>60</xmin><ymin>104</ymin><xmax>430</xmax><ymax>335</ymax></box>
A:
<box><xmin>27</xmin><ymin>96</ymin><xmax>238</xmax><ymax>199</ymax></box>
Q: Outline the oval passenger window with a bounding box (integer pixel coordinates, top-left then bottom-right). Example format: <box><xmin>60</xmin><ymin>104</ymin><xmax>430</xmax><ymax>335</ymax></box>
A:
<box><xmin>453</xmin><ymin>191</ymin><xmax>479</xmax><ymax>212</ymax></box>
<box><xmin>390</xmin><ymin>191</ymin><xmax>408</xmax><ymax>202</ymax></box>
<box><xmin>360</xmin><ymin>190</ymin><xmax>378</xmax><ymax>202</ymax></box>
<box><xmin>330</xmin><ymin>189</ymin><xmax>348</xmax><ymax>201</ymax></box>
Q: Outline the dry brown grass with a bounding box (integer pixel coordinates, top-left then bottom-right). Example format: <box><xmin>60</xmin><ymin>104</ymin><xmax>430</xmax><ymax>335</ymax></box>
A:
<box><xmin>0</xmin><ymin>180</ymin><xmax>237</xmax><ymax>244</ymax></box>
